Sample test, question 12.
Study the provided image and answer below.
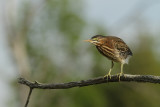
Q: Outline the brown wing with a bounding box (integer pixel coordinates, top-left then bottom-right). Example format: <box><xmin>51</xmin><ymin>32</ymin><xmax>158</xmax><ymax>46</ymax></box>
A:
<box><xmin>111</xmin><ymin>37</ymin><xmax>133</xmax><ymax>58</ymax></box>
<box><xmin>95</xmin><ymin>36</ymin><xmax>132</xmax><ymax>62</ymax></box>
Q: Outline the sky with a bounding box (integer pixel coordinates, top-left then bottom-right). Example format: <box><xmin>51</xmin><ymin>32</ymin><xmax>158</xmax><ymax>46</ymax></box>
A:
<box><xmin>84</xmin><ymin>0</ymin><xmax>160</xmax><ymax>38</ymax></box>
<box><xmin>1</xmin><ymin>0</ymin><xmax>160</xmax><ymax>106</ymax></box>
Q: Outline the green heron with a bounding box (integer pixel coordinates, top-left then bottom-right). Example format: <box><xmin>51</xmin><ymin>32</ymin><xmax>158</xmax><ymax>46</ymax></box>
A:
<box><xmin>84</xmin><ymin>35</ymin><xmax>133</xmax><ymax>80</ymax></box>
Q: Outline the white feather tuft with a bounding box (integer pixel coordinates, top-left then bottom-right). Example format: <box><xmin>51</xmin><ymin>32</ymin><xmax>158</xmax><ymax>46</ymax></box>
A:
<box><xmin>122</xmin><ymin>55</ymin><xmax>132</xmax><ymax>64</ymax></box>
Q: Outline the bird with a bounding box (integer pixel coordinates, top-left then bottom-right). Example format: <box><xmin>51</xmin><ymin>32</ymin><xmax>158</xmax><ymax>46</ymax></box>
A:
<box><xmin>84</xmin><ymin>35</ymin><xmax>133</xmax><ymax>80</ymax></box>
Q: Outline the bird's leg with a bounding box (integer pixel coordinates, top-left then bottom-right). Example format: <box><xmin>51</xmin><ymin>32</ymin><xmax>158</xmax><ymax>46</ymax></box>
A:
<box><xmin>117</xmin><ymin>63</ymin><xmax>124</xmax><ymax>81</ymax></box>
<box><xmin>104</xmin><ymin>61</ymin><xmax>114</xmax><ymax>79</ymax></box>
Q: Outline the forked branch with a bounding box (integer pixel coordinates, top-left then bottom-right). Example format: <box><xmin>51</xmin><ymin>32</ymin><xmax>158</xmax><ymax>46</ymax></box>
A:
<box><xmin>19</xmin><ymin>74</ymin><xmax>160</xmax><ymax>89</ymax></box>
<box><xmin>18</xmin><ymin>74</ymin><xmax>160</xmax><ymax>107</ymax></box>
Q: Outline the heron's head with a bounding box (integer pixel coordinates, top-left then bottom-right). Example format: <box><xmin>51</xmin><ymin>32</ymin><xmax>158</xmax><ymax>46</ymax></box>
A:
<box><xmin>84</xmin><ymin>35</ymin><xmax>105</xmax><ymax>45</ymax></box>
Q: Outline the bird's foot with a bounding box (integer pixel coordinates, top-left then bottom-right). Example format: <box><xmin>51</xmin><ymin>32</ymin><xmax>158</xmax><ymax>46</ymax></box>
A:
<box><xmin>104</xmin><ymin>73</ymin><xmax>111</xmax><ymax>80</ymax></box>
<box><xmin>117</xmin><ymin>72</ymin><xmax>124</xmax><ymax>81</ymax></box>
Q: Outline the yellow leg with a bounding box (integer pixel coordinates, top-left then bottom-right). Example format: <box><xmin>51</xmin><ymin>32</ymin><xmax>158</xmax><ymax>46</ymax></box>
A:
<box><xmin>104</xmin><ymin>61</ymin><xmax>114</xmax><ymax>79</ymax></box>
<box><xmin>117</xmin><ymin>63</ymin><xmax>124</xmax><ymax>81</ymax></box>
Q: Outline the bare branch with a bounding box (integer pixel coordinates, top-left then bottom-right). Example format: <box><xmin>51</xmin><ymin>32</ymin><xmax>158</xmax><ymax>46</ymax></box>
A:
<box><xmin>18</xmin><ymin>74</ymin><xmax>160</xmax><ymax>90</ymax></box>
<box><xmin>18</xmin><ymin>74</ymin><xmax>160</xmax><ymax>107</ymax></box>
<box><xmin>25</xmin><ymin>88</ymin><xmax>33</xmax><ymax>107</ymax></box>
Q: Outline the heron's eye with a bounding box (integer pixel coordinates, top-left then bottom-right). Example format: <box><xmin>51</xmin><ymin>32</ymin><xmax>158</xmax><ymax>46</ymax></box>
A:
<box><xmin>92</xmin><ymin>38</ymin><xmax>98</xmax><ymax>41</ymax></box>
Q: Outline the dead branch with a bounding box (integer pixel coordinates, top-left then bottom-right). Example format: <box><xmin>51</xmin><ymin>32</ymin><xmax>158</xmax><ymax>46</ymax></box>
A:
<box><xmin>18</xmin><ymin>74</ymin><xmax>160</xmax><ymax>107</ymax></box>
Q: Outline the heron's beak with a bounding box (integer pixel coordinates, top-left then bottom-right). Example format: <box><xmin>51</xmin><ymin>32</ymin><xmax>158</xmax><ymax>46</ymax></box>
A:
<box><xmin>84</xmin><ymin>39</ymin><xmax>92</xmax><ymax>43</ymax></box>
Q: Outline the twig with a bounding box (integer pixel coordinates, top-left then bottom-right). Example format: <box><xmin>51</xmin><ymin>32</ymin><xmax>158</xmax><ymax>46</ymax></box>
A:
<box><xmin>25</xmin><ymin>88</ymin><xmax>33</xmax><ymax>107</ymax></box>
<box><xmin>18</xmin><ymin>74</ymin><xmax>160</xmax><ymax>107</ymax></box>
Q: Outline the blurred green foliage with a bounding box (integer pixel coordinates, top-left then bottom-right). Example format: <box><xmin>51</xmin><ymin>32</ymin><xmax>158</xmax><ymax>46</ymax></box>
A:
<box><xmin>11</xmin><ymin>0</ymin><xmax>160</xmax><ymax>107</ymax></box>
